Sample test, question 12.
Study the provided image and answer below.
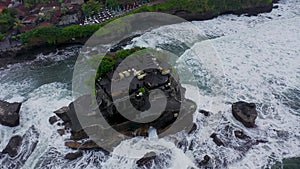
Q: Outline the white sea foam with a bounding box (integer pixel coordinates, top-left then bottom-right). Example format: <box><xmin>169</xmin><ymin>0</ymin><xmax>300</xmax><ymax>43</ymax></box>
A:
<box><xmin>0</xmin><ymin>0</ymin><xmax>299</xmax><ymax>168</ymax></box>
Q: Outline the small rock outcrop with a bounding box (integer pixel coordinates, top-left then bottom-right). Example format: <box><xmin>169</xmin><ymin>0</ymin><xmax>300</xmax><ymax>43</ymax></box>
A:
<box><xmin>136</xmin><ymin>152</ymin><xmax>157</xmax><ymax>168</ymax></box>
<box><xmin>199</xmin><ymin>109</ymin><xmax>210</xmax><ymax>116</ymax></box>
<box><xmin>49</xmin><ymin>116</ymin><xmax>58</xmax><ymax>125</ymax></box>
<box><xmin>1</xmin><ymin>135</ymin><xmax>23</xmax><ymax>157</ymax></box>
<box><xmin>210</xmin><ymin>133</ymin><xmax>225</xmax><ymax>146</ymax></box>
<box><xmin>234</xmin><ymin>130</ymin><xmax>251</xmax><ymax>140</ymax></box>
<box><xmin>0</xmin><ymin>126</ymin><xmax>39</xmax><ymax>168</ymax></box>
<box><xmin>0</xmin><ymin>100</ymin><xmax>22</xmax><ymax>127</ymax></box>
<box><xmin>232</xmin><ymin>101</ymin><xmax>258</xmax><ymax>128</ymax></box>
<box><xmin>198</xmin><ymin>155</ymin><xmax>211</xmax><ymax>166</ymax></box>
<box><xmin>64</xmin><ymin>151</ymin><xmax>83</xmax><ymax>160</ymax></box>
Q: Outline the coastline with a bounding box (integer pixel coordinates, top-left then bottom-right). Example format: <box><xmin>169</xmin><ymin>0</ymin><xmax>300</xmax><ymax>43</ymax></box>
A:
<box><xmin>0</xmin><ymin>0</ymin><xmax>277</xmax><ymax>68</ymax></box>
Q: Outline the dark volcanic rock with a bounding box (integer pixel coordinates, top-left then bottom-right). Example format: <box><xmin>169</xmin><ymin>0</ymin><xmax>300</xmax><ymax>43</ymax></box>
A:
<box><xmin>70</xmin><ymin>129</ymin><xmax>88</xmax><ymax>140</ymax></box>
<box><xmin>65</xmin><ymin>140</ymin><xmax>99</xmax><ymax>150</ymax></box>
<box><xmin>234</xmin><ymin>130</ymin><xmax>251</xmax><ymax>140</ymax></box>
<box><xmin>52</xmin><ymin>55</ymin><xmax>197</xmax><ymax>152</ymax></box>
<box><xmin>57</xmin><ymin>129</ymin><xmax>66</xmax><ymax>136</ymax></box>
<box><xmin>54</xmin><ymin>106</ymin><xmax>70</xmax><ymax>123</ymax></box>
<box><xmin>0</xmin><ymin>100</ymin><xmax>22</xmax><ymax>127</ymax></box>
<box><xmin>0</xmin><ymin>126</ymin><xmax>39</xmax><ymax>168</ymax></box>
<box><xmin>199</xmin><ymin>109</ymin><xmax>210</xmax><ymax>116</ymax></box>
<box><xmin>49</xmin><ymin>116</ymin><xmax>58</xmax><ymax>125</ymax></box>
<box><xmin>210</xmin><ymin>133</ymin><xmax>224</xmax><ymax>146</ymax></box>
<box><xmin>198</xmin><ymin>155</ymin><xmax>211</xmax><ymax>166</ymax></box>
<box><xmin>64</xmin><ymin>151</ymin><xmax>83</xmax><ymax>160</ymax></box>
<box><xmin>2</xmin><ymin>135</ymin><xmax>23</xmax><ymax>157</ymax></box>
<box><xmin>232</xmin><ymin>101</ymin><xmax>258</xmax><ymax>128</ymax></box>
<box><xmin>136</xmin><ymin>152</ymin><xmax>157</xmax><ymax>168</ymax></box>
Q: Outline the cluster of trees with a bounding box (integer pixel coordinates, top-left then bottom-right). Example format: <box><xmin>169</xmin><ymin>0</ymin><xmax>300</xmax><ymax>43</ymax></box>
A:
<box><xmin>0</xmin><ymin>8</ymin><xmax>17</xmax><ymax>39</ymax></box>
<box><xmin>19</xmin><ymin>24</ymin><xmax>101</xmax><ymax>45</ymax></box>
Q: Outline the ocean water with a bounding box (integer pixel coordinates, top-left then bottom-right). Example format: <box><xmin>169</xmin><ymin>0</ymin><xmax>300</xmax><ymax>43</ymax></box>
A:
<box><xmin>0</xmin><ymin>0</ymin><xmax>299</xmax><ymax>168</ymax></box>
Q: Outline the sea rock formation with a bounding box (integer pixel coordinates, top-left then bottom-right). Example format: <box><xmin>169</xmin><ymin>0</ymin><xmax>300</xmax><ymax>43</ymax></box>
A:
<box><xmin>232</xmin><ymin>101</ymin><xmax>258</xmax><ymax>127</ymax></box>
<box><xmin>50</xmin><ymin>54</ymin><xmax>197</xmax><ymax>152</ymax></box>
<box><xmin>1</xmin><ymin>135</ymin><xmax>23</xmax><ymax>158</ymax></box>
<box><xmin>0</xmin><ymin>126</ymin><xmax>39</xmax><ymax>168</ymax></box>
<box><xmin>64</xmin><ymin>151</ymin><xmax>83</xmax><ymax>160</ymax></box>
<box><xmin>136</xmin><ymin>152</ymin><xmax>157</xmax><ymax>168</ymax></box>
<box><xmin>0</xmin><ymin>100</ymin><xmax>22</xmax><ymax>127</ymax></box>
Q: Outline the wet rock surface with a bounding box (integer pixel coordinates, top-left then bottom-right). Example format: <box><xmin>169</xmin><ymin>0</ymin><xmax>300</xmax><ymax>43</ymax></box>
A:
<box><xmin>198</xmin><ymin>155</ymin><xmax>211</xmax><ymax>167</ymax></box>
<box><xmin>51</xmin><ymin>58</ymin><xmax>197</xmax><ymax>153</ymax></box>
<box><xmin>136</xmin><ymin>152</ymin><xmax>157</xmax><ymax>168</ymax></box>
<box><xmin>199</xmin><ymin>109</ymin><xmax>210</xmax><ymax>116</ymax></box>
<box><xmin>64</xmin><ymin>151</ymin><xmax>83</xmax><ymax>161</ymax></box>
<box><xmin>1</xmin><ymin>135</ymin><xmax>23</xmax><ymax>157</ymax></box>
<box><xmin>0</xmin><ymin>100</ymin><xmax>22</xmax><ymax>127</ymax></box>
<box><xmin>210</xmin><ymin>133</ymin><xmax>225</xmax><ymax>146</ymax></box>
<box><xmin>232</xmin><ymin>101</ymin><xmax>258</xmax><ymax>127</ymax></box>
<box><xmin>0</xmin><ymin>126</ymin><xmax>39</xmax><ymax>168</ymax></box>
<box><xmin>49</xmin><ymin>116</ymin><xmax>58</xmax><ymax>125</ymax></box>
<box><xmin>234</xmin><ymin>130</ymin><xmax>251</xmax><ymax>140</ymax></box>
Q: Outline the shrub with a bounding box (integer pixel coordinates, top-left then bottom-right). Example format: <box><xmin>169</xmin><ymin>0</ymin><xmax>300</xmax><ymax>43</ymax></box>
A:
<box><xmin>95</xmin><ymin>47</ymin><xmax>145</xmax><ymax>79</ymax></box>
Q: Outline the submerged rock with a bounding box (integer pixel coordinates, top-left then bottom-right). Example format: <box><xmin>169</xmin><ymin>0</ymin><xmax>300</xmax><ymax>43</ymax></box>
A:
<box><xmin>234</xmin><ymin>130</ymin><xmax>251</xmax><ymax>140</ymax></box>
<box><xmin>49</xmin><ymin>116</ymin><xmax>58</xmax><ymax>125</ymax></box>
<box><xmin>210</xmin><ymin>133</ymin><xmax>225</xmax><ymax>146</ymax></box>
<box><xmin>136</xmin><ymin>152</ymin><xmax>157</xmax><ymax>168</ymax></box>
<box><xmin>199</xmin><ymin>109</ymin><xmax>210</xmax><ymax>116</ymax></box>
<box><xmin>64</xmin><ymin>151</ymin><xmax>83</xmax><ymax>161</ymax></box>
<box><xmin>198</xmin><ymin>155</ymin><xmax>211</xmax><ymax>166</ymax></box>
<box><xmin>1</xmin><ymin>135</ymin><xmax>22</xmax><ymax>157</ymax></box>
<box><xmin>0</xmin><ymin>100</ymin><xmax>22</xmax><ymax>127</ymax></box>
<box><xmin>53</xmin><ymin>106</ymin><xmax>70</xmax><ymax>124</ymax></box>
<box><xmin>232</xmin><ymin>101</ymin><xmax>258</xmax><ymax>128</ymax></box>
<box><xmin>0</xmin><ymin>126</ymin><xmax>39</xmax><ymax>168</ymax></box>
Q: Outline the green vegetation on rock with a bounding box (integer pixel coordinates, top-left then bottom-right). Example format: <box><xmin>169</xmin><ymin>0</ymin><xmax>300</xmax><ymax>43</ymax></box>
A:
<box><xmin>96</xmin><ymin>47</ymin><xmax>145</xmax><ymax>79</ymax></box>
<box><xmin>19</xmin><ymin>24</ymin><xmax>101</xmax><ymax>45</ymax></box>
<box><xmin>138</xmin><ymin>87</ymin><xmax>146</xmax><ymax>94</ymax></box>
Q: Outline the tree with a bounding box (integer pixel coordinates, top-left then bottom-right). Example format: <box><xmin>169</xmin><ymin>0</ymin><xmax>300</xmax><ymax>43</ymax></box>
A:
<box><xmin>0</xmin><ymin>8</ymin><xmax>17</xmax><ymax>34</ymax></box>
<box><xmin>13</xmin><ymin>19</ymin><xmax>25</xmax><ymax>34</ymax></box>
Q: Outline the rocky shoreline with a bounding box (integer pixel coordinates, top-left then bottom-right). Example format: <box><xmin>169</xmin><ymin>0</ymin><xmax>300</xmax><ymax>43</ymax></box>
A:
<box><xmin>0</xmin><ymin>97</ymin><xmax>288</xmax><ymax>167</ymax></box>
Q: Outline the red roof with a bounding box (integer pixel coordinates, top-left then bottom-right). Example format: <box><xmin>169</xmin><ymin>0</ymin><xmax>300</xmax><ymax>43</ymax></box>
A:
<box><xmin>22</xmin><ymin>15</ymin><xmax>37</xmax><ymax>22</ymax></box>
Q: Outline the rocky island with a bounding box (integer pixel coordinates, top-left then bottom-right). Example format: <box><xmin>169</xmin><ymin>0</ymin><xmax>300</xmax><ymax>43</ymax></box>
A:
<box><xmin>50</xmin><ymin>47</ymin><xmax>197</xmax><ymax>153</ymax></box>
<box><xmin>1</xmin><ymin>0</ymin><xmax>297</xmax><ymax>168</ymax></box>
